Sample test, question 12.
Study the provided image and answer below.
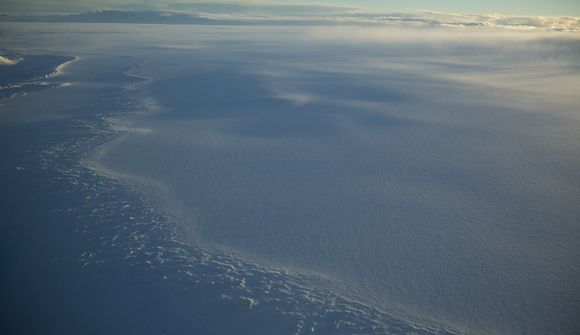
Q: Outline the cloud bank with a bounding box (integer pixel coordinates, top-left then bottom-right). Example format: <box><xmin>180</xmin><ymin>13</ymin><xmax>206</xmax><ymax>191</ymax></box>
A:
<box><xmin>2</xmin><ymin>5</ymin><xmax>580</xmax><ymax>32</ymax></box>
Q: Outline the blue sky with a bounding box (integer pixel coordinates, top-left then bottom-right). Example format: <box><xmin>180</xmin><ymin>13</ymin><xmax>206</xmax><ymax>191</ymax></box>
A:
<box><xmin>1</xmin><ymin>0</ymin><xmax>579</xmax><ymax>16</ymax></box>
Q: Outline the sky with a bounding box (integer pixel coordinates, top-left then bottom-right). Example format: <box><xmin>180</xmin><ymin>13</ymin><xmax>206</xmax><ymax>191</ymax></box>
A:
<box><xmin>298</xmin><ymin>0</ymin><xmax>580</xmax><ymax>16</ymax></box>
<box><xmin>1</xmin><ymin>0</ymin><xmax>579</xmax><ymax>16</ymax></box>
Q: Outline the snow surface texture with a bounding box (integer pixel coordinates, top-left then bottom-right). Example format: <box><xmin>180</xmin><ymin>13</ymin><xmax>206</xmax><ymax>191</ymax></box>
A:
<box><xmin>1</xmin><ymin>21</ymin><xmax>579</xmax><ymax>335</ymax></box>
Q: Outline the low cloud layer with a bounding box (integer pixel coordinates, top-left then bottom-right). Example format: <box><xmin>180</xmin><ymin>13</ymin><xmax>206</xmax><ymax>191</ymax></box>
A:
<box><xmin>2</xmin><ymin>8</ymin><xmax>580</xmax><ymax>32</ymax></box>
<box><xmin>350</xmin><ymin>11</ymin><xmax>580</xmax><ymax>32</ymax></box>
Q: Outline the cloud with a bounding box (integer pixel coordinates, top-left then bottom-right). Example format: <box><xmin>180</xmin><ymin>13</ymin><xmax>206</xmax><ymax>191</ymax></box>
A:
<box><xmin>1</xmin><ymin>1</ymin><xmax>579</xmax><ymax>32</ymax></box>
<box><xmin>371</xmin><ymin>11</ymin><xmax>580</xmax><ymax>32</ymax></box>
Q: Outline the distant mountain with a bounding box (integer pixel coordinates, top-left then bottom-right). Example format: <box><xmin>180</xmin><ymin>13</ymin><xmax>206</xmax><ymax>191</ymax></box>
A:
<box><xmin>0</xmin><ymin>9</ymin><xmax>330</xmax><ymax>26</ymax></box>
<box><xmin>1</xmin><ymin>9</ymin><xmax>577</xmax><ymax>32</ymax></box>
<box><xmin>167</xmin><ymin>2</ymin><xmax>355</xmax><ymax>16</ymax></box>
<box><xmin>0</xmin><ymin>10</ymin><xmax>215</xmax><ymax>25</ymax></box>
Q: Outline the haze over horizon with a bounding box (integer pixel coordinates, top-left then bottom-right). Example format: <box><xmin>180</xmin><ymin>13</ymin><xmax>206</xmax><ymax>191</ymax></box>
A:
<box><xmin>1</xmin><ymin>0</ymin><xmax>579</xmax><ymax>17</ymax></box>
